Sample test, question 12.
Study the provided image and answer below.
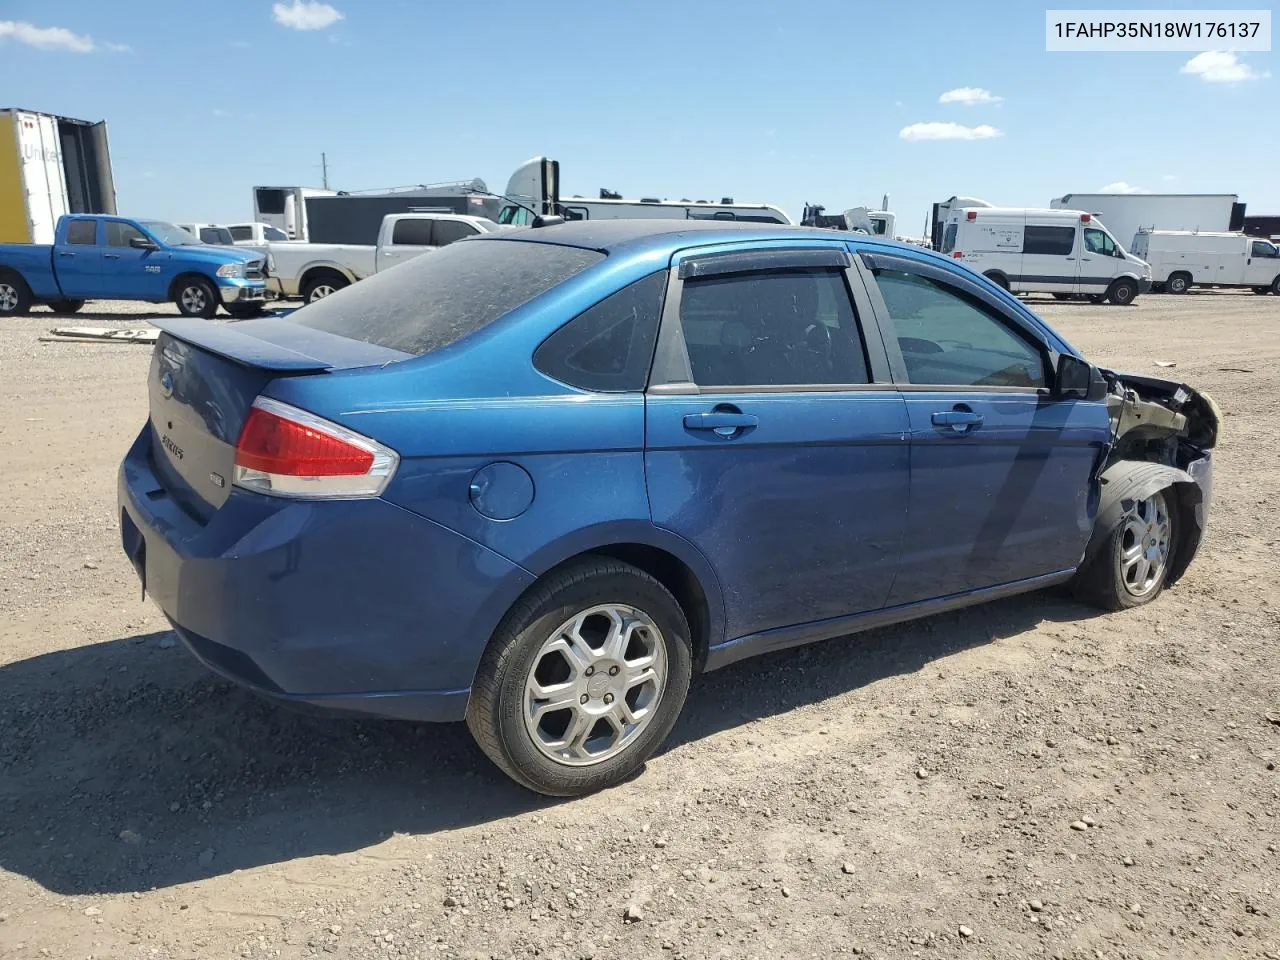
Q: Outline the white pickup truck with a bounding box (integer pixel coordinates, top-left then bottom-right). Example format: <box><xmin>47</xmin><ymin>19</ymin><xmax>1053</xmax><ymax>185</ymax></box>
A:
<box><xmin>255</xmin><ymin>212</ymin><xmax>502</xmax><ymax>302</ymax></box>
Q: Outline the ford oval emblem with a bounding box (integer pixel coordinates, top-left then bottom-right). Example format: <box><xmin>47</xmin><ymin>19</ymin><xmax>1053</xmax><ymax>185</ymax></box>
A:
<box><xmin>160</xmin><ymin>372</ymin><xmax>174</xmax><ymax>397</ymax></box>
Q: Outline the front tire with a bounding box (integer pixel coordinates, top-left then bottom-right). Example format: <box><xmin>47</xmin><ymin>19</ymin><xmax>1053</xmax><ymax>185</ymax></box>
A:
<box><xmin>1073</xmin><ymin>488</ymin><xmax>1175</xmax><ymax>611</ymax></box>
<box><xmin>0</xmin><ymin>273</ymin><xmax>33</xmax><ymax>317</ymax></box>
<box><xmin>983</xmin><ymin>272</ymin><xmax>1009</xmax><ymax>290</ymax></box>
<box><xmin>175</xmin><ymin>278</ymin><xmax>218</xmax><ymax>319</ymax></box>
<box><xmin>1167</xmin><ymin>272</ymin><xmax>1191</xmax><ymax>295</ymax></box>
<box><xmin>301</xmin><ymin>273</ymin><xmax>349</xmax><ymax>304</ymax></box>
<box><xmin>1107</xmin><ymin>278</ymin><xmax>1139</xmax><ymax>305</ymax></box>
<box><xmin>1272</xmin><ymin>275</ymin><xmax>1280</xmax><ymax>295</ymax></box>
<box><xmin>466</xmin><ymin>558</ymin><xmax>693</xmax><ymax>797</ymax></box>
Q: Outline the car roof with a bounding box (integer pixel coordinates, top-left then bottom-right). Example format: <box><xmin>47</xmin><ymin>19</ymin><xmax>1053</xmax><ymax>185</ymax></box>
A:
<box><xmin>477</xmin><ymin>219</ymin><xmax>930</xmax><ymax>259</ymax></box>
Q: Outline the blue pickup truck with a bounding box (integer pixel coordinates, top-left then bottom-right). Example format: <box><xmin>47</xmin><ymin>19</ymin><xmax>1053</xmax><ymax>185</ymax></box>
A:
<box><xmin>0</xmin><ymin>215</ymin><xmax>270</xmax><ymax>319</ymax></box>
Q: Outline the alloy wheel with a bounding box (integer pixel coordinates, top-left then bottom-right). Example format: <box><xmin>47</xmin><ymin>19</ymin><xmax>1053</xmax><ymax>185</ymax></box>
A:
<box><xmin>181</xmin><ymin>285</ymin><xmax>207</xmax><ymax>313</ymax></box>
<box><xmin>1119</xmin><ymin>493</ymin><xmax>1171</xmax><ymax>598</ymax></box>
<box><xmin>0</xmin><ymin>282</ymin><xmax>18</xmax><ymax>312</ymax></box>
<box><xmin>522</xmin><ymin>604</ymin><xmax>668</xmax><ymax>766</ymax></box>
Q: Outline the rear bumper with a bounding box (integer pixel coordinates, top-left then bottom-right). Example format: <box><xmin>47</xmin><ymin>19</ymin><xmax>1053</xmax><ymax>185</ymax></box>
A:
<box><xmin>117</xmin><ymin>427</ymin><xmax>535</xmax><ymax>722</ymax></box>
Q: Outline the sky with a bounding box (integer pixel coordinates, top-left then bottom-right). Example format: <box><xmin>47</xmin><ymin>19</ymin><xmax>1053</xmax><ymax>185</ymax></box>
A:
<box><xmin>1</xmin><ymin>0</ymin><xmax>1276</xmax><ymax>239</ymax></box>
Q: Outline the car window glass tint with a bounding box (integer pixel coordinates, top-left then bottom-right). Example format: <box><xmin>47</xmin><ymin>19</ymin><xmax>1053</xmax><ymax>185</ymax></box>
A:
<box><xmin>65</xmin><ymin>220</ymin><xmax>97</xmax><ymax>245</ymax></box>
<box><xmin>433</xmin><ymin>221</ymin><xmax>479</xmax><ymax>247</ymax></box>
<box><xmin>392</xmin><ymin>218</ymin><xmax>433</xmax><ymax>246</ymax></box>
<box><xmin>265</xmin><ymin>226</ymin><xmax>289</xmax><ymax>241</ymax></box>
<box><xmin>290</xmin><ymin>239</ymin><xmax>604</xmax><ymax>356</ymax></box>
<box><xmin>105</xmin><ymin>221</ymin><xmax>146</xmax><ymax>247</ymax></box>
<box><xmin>534</xmin><ymin>271</ymin><xmax>665</xmax><ymax>392</ymax></box>
<box><xmin>1084</xmin><ymin>228</ymin><xmax>1115</xmax><ymax>256</ymax></box>
<box><xmin>1251</xmin><ymin>241</ymin><xmax>1276</xmax><ymax>258</ymax></box>
<box><xmin>678</xmin><ymin>268</ymin><xmax>870</xmax><ymax>386</ymax></box>
<box><xmin>874</xmin><ymin>269</ymin><xmax>1046</xmax><ymax>389</ymax></box>
<box><xmin>229</xmin><ymin>226</ymin><xmax>251</xmax><ymax>241</ymax></box>
<box><xmin>1023</xmin><ymin>225</ymin><xmax>1075</xmax><ymax>256</ymax></box>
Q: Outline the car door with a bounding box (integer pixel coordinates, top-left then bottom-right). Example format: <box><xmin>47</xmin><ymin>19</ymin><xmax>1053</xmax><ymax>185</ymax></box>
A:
<box><xmin>102</xmin><ymin>220</ymin><xmax>167</xmax><ymax>299</ymax></box>
<box><xmin>644</xmin><ymin>244</ymin><xmax>910</xmax><ymax>643</ymax></box>
<box><xmin>1019</xmin><ymin>222</ymin><xmax>1077</xmax><ymax>294</ymax></box>
<box><xmin>856</xmin><ymin>250</ymin><xmax>1110</xmax><ymax>605</ymax></box>
<box><xmin>1245</xmin><ymin>239</ymin><xmax>1280</xmax><ymax>286</ymax></box>
<box><xmin>53</xmin><ymin>218</ymin><xmax>108</xmax><ymax>298</ymax></box>
<box><xmin>378</xmin><ymin>217</ymin><xmax>435</xmax><ymax>272</ymax></box>
<box><xmin>1078</xmin><ymin>226</ymin><xmax>1120</xmax><ymax>294</ymax></box>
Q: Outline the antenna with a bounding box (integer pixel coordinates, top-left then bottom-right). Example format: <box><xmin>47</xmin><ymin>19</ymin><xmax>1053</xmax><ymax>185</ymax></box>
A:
<box><xmin>321</xmin><ymin>152</ymin><xmax>329</xmax><ymax>190</ymax></box>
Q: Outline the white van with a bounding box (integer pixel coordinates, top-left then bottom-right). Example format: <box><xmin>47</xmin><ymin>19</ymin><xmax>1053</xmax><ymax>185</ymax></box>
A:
<box><xmin>1129</xmin><ymin>230</ymin><xmax>1280</xmax><ymax>295</ymax></box>
<box><xmin>941</xmin><ymin>206</ymin><xmax>1152</xmax><ymax>305</ymax></box>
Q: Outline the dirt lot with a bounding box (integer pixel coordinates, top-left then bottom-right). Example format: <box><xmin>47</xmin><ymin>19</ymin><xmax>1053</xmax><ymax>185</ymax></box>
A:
<box><xmin>1</xmin><ymin>293</ymin><xmax>1277</xmax><ymax>960</ymax></box>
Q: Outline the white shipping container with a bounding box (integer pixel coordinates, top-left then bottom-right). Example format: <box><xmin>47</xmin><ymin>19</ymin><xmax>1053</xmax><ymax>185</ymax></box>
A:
<box><xmin>1049</xmin><ymin>193</ymin><xmax>1240</xmax><ymax>253</ymax></box>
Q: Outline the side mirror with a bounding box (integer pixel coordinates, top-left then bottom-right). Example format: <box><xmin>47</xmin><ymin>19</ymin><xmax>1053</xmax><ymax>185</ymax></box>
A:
<box><xmin>130</xmin><ymin>236</ymin><xmax>158</xmax><ymax>251</ymax></box>
<box><xmin>1055</xmin><ymin>354</ymin><xmax>1107</xmax><ymax>401</ymax></box>
<box><xmin>1114</xmin><ymin>247</ymin><xmax>1125</xmax><ymax>258</ymax></box>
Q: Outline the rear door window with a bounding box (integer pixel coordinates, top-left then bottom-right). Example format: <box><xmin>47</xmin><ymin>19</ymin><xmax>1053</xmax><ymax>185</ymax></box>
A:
<box><xmin>391</xmin><ymin>218</ymin><xmax>433</xmax><ymax>246</ymax></box>
<box><xmin>229</xmin><ymin>226</ymin><xmax>252</xmax><ymax>242</ymax></box>
<box><xmin>677</xmin><ymin>268</ymin><xmax>870</xmax><ymax>386</ymax></box>
<box><xmin>289</xmin><ymin>239</ymin><xmax>604</xmax><ymax>356</ymax></box>
<box><xmin>534</xmin><ymin>272</ymin><xmax>665</xmax><ymax>392</ymax></box>
<box><xmin>65</xmin><ymin>220</ymin><xmax>98</xmax><ymax>245</ymax></box>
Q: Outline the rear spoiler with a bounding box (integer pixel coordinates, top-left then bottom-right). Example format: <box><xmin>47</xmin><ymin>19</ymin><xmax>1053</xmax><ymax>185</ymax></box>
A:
<box><xmin>150</xmin><ymin>317</ymin><xmax>410</xmax><ymax>371</ymax></box>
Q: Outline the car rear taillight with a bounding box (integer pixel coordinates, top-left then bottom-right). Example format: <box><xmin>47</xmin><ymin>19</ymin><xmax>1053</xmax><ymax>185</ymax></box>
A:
<box><xmin>951</xmin><ymin>251</ymin><xmax>964</xmax><ymax>259</ymax></box>
<box><xmin>233</xmin><ymin>397</ymin><xmax>398</xmax><ymax>499</ymax></box>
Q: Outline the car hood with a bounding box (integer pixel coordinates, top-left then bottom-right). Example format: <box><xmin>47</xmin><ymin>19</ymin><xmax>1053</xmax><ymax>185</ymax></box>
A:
<box><xmin>172</xmin><ymin>245</ymin><xmax>261</xmax><ymax>265</ymax></box>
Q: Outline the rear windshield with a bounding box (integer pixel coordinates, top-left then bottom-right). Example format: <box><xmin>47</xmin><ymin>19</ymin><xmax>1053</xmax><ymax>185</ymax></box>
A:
<box><xmin>288</xmin><ymin>238</ymin><xmax>605</xmax><ymax>356</ymax></box>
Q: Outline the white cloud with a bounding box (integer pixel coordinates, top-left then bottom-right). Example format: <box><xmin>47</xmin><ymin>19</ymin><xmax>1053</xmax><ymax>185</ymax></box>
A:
<box><xmin>272</xmin><ymin>1</ymin><xmax>344</xmax><ymax>31</ymax></box>
<box><xmin>1181</xmin><ymin>50</ymin><xmax>1269</xmax><ymax>83</ymax></box>
<box><xmin>0</xmin><ymin>20</ymin><xmax>130</xmax><ymax>53</ymax></box>
<box><xmin>0</xmin><ymin>20</ymin><xmax>95</xmax><ymax>52</ymax></box>
<box><xmin>939</xmin><ymin>86</ymin><xmax>1003</xmax><ymax>106</ymax></box>
<box><xmin>1098</xmin><ymin>181</ymin><xmax>1149</xmax><ymax>194</ymax></box>
<box><xmin>900</xmin><ymin>121</ymin><xmax>1002</xmax><ymax>141</ymax></box>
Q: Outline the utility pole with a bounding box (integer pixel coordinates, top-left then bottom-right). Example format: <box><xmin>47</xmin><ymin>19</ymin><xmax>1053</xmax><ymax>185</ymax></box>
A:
<box><xmin>321</xmin><ymin>152</ymin><xmax>329</xmax><ymax>190</ymax></box>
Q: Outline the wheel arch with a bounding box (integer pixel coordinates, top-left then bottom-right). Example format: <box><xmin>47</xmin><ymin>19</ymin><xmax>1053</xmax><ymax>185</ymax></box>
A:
<box><xmin>298</xmin><ymin>263</ymin><xmax>356</xmax><ymax>289</ymax></box>
<box><xmin>508</xmin><ymin>523</ymin><xmax>727</xmax><ymax>673</ymax></box>
<box><xmin>1080</xmin><ymin>460</ymin><xmax>1206</xmax><ymax>588</ymax></box>
<box><xmin>981</xmin><ymin>269</ymin><xmax>1010</xmax><ymax>289</ymax></box>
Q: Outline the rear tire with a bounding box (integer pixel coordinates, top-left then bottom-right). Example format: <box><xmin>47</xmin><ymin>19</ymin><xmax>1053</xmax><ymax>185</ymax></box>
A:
<box><xmin>0</xmin><ymin>272</ymin><xmax>33</xmax><ymax>317</ymax></box>
<box><xmin>983</xmin><ymin>272</ymin><xmax>1009</xmax><ymax>290</ymax></box>
<box><xmin>48</xmin><ymin>299</ymin><xmax>85</xmax><ymax>315</ymax></box>
<box><xmin>301</xmin><ymin>272</ymin><xmax>349</xmax><ymax>304</ymax></box>
<box><xmin>1072</xmin><ymin>488</ymin><xmax>1176</xmax><ymax>611</ymax></box>
<box><xmin>174</xmin><ymin>277</ymin><xmax>218</xmax><ymax>319</ymax></box>
<box><xmin>1107</xmin><ymin>278</ymin><xmax>1139</xmax><ymax>306</ymax></box>
<box><xmin>1272</xmin><ymin>275</ymin><xmax>1280</xmax><ymax>295</ymax></box>
<box><xmin>1166</xmin><ymin>272</ymin><xmax>1191</xmax><ymax>295</ymax></box>
<box><xmin>466</xmin><ymin>558</ymin><xmax>693</xmax><ymax>797</ymax></box>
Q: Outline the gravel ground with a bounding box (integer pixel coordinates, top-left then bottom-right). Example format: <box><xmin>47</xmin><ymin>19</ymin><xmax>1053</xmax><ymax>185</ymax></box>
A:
<box><xmin>1</xmin><ymin>292</ymin><xmax>1277</xmax><ymax>960</ymax></box>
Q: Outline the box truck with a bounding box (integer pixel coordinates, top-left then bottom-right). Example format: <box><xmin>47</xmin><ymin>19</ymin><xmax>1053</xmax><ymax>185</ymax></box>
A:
<box><xmin>0</xmin><ymin>108</ymin><xmax>117</xmax><ymax>246</ymax></box>
<box><xmin>1129</xmin><ymin>230</ymin><xmax>1280</xmax><ymax>294</ymax></box>
<box><xmin>1049</xmin><ymin>193</ymin><xmax>1244</xmax><ymax>252</ymax></box>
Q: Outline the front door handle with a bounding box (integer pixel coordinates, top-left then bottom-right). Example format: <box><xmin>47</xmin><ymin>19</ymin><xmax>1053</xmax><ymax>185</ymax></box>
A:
<box><xmin>58</xmin><ymin>251</ymin><xmax>75</xmax><ymax>258</ymax></box>
<box><xmin>931</xmin><ymin>410</ymin><xmax>984</xmax><ymax>434</ymax></box>
<box><xmin>684</xmin><ymin>410</ymin><xmax>759</xmax><ymax>438</ymax></box>
<box><xmin>103</xmin><ymin>253</ymin><xmax>120</xmax><ymax>260</ymax></box>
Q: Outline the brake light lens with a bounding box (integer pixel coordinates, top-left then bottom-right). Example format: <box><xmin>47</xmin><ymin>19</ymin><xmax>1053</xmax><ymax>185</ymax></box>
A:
<box><xmin>951</xmin><ymin>251</ymin><xmax>964</xmax><ymax>259</ymax></box>
<box><xmin>233</xmin><ymin>397</ymin><xmax>398</xmax><ymax>499</ymax></box>
<box><xmin>965</xmin><ymin>210</ymin><xmax>977</xmax><ymax>221</ymax></box>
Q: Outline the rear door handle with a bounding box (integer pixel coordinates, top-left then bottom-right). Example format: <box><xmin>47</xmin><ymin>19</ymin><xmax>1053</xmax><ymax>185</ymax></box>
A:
<box><xmin>931</xmin><ymin>410</ymin><xmax>984</xmax><ymax>434</ymax></box>
<box><xmin>103</xmin><ymin>253</ymin><xmax>120</xmax><ymax>260</ymax></box>
<box><xmin>684</xmin><ymin>411</ymin><xmax>759</xmax><ymax>437</ymax></box>
<box><xmin>58</xmin><ymin>251</ymin><xmax>75</xmax><ymax>258</ymax></box>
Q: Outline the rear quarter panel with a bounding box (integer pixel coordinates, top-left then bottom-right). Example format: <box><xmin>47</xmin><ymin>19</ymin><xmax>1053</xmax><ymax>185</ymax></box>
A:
<box><xmin>0</xmin><ymin>243</ymin><xmax>59</xmax><ymax>298</ymax></box>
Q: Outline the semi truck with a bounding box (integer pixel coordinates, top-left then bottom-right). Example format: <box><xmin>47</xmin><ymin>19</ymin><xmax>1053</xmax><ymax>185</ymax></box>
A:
<box><xmin>0</xmin><ymin>108</ymin><xmax>118</xmax><ymax>245</ymax></box>
<box><xmin>1049</xmin><ymin>193</ymin><xmax>1245</xmax><ymax>251</ymax></box>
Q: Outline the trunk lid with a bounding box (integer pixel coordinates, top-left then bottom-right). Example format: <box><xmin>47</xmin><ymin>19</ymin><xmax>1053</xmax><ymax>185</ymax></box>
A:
<box><xmin>146</xmin><ymin>317</ymin><xmax>411</xmax><ymax>520</ymax></box>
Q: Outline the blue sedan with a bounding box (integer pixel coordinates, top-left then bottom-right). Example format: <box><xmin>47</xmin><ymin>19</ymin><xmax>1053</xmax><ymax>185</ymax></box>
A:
<box><xmin>119</xmin><ymin>221</ymin><xmax>1219</xmax><ymax>796</ymax></box>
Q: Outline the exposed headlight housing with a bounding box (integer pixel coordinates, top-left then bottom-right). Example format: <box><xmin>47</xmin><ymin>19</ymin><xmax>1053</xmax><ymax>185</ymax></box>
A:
<box><xmin>217</xmin><ymin>262</ymin><xmax>244</xmax><ymax>278</ymax></box>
